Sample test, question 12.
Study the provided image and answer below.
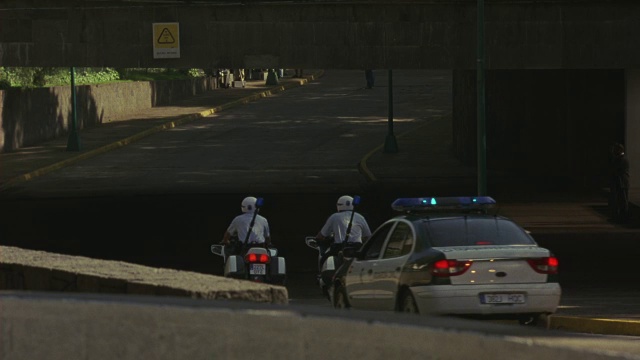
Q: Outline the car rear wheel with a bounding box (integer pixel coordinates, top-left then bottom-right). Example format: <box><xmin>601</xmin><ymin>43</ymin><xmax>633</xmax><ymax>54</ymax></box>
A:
<box><xmin>399</xmin><ymin>291</ymin><xmax>419</xmax><ymax>314</ymax></box>
<box><xmin>333</xmin><ymin>285</ymin><xmax>350</xmax><ymax>309</ymax></box>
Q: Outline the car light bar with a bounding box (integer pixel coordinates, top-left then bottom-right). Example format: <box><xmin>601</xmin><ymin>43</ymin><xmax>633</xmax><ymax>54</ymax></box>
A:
<box><xmin>391</xmin><ymin>196</ymin><xmax>496</xmax><ymax>212</ymax></box>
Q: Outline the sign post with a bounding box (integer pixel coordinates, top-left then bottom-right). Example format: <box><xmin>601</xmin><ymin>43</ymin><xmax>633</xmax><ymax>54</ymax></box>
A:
<box><xmin>66</xmin><ymin>67</ymin><xmax>81</xmax><ymax>151</ymax></box>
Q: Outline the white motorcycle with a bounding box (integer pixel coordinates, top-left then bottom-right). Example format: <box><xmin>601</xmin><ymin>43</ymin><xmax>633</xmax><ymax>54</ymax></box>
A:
<box><xmin>305</xmin><ymin>195</ymin><xmax>362</xmax><ymax>298</ymax></box>
<box><xmin>305</xmin><ymin>236</ymin><xmax>361</xmax><ymax>299</ymax></box>
<box><xmin>211</xmin><ymin>241</ymin><xmax>286</xmax><ymax>285</ymax></box>
<box><xmin>210</xmin><ymin>197</ymin><xmax>286</xmax><ymax>285</ymax></box>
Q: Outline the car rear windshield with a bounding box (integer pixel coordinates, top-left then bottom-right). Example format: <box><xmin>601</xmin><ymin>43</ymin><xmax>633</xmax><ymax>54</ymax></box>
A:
<box><xmin>423</xmin><ymin>217</ymin><xmax>535</xmax><ymax>247</ymax></box>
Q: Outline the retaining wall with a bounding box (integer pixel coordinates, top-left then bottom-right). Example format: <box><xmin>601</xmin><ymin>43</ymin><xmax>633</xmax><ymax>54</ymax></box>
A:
<box><xmin>0</xmin><ymin>76</ymin><xmax>218</xmax><ymax>153</ymax></box>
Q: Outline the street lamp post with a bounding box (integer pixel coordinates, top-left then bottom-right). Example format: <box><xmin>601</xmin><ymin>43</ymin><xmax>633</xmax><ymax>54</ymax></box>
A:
<box><xmin>384</xmin><ymin>69</ymin><xmax>398</xmax><ymax>153</ymax></box>
<box><xmin>66</xmin><ymin>67</ymin><xmax>81</xmax><ymax>151</ymax></box>
<box><xmin>477</xmin><ymin>0</ymin><xmax>487</xmax><ymax>196</ymax></box>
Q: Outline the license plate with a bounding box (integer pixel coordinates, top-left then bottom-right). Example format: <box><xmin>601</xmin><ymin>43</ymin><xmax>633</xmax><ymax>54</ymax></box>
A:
<box><xmin>480</xmin><ymin>293</ymin><xmax>526</xmax><ymax>304</ymax></box>
<box><xmin>249</xmin><ymin>264</ymin><xmax>266</xmax><ymax>275</ymax></box>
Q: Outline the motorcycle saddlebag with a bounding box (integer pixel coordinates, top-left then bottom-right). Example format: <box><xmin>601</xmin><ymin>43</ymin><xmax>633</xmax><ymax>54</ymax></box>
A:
<box><xmin>269</xmin><ymin>256</ymin><xmax>286</xmax><ymax>285</ymax></box>
<box><xmin>224</xmin><ymin>255</ymin><xmax>247</xmax><ymax>279</ymax></box>
<box><xmin>270</xmin><ymin>256</ymin><xmax>286</xmax><ymax>276</ymax></box>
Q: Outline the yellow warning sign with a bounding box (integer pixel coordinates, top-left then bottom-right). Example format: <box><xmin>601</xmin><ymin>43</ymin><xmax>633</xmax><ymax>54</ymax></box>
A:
<box><xmin>158</xmin><ymin>28</ymin><xmax>176</xmax><ymax>44</ymax></box>
<box><xmin>153</xmin><ymin>23</ymin><xmax>180</xmax><ymax>59</ymax></box>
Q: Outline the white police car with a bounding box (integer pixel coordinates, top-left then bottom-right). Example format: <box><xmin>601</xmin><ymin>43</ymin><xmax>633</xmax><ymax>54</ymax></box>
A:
<box><xmin>330</xmin><ymin>196</ymin><xmax>561</xmax><ymax>326</ymax></box>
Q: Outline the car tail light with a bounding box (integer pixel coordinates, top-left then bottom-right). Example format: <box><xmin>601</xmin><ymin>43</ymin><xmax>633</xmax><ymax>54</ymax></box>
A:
<box><xmin>431</xmin><ymin>259</ymin><xmax>472</xmax><ymax>277</ymax></box>
<box><xmin>527</xmin><ymin>257</ymin><xmax>559</xmax><ymax>274</ymax></box>
<box><xmin>245</xmin><ymin>253</ymin><xmax>270</xmax><ymax>264</ymax></box>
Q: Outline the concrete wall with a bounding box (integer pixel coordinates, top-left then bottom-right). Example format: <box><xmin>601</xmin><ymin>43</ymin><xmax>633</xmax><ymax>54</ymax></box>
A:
<box><xmin>0</xmin><ymin>76</ymin><xmax>217</xmax><ymax>153</ymax></box>
<box><xmin>2</xmin><ymin>1</ymin><xmax>640</xmax><ymax>69</ymax></box>
<box><xmin>626</xmin><ymin>70</ymin><xmax>640</xmax><ymax>189</ymax></box>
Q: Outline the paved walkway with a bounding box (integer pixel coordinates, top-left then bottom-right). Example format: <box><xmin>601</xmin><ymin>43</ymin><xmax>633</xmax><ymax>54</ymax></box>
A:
<box><xmin>1</xmin><ymin>69</ymin><xmax>639</xmax><ymax>337</ymax></box>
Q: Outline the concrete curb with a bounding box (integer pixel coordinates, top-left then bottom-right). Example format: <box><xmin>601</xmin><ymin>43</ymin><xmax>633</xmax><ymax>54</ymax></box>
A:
<box><xmin>359</xmin><ymin>120</ymin><xmax>435</xmax><ymax>182</ymax></box>
<box><xmin>0</xmin><ymin>70</ymin><xmax>325</xmax><ymax>191</ymax></box>
<box><xmin>550</xmin><ymin>315</ymin><xmax>640</xmax><ymax>337</ymax></box>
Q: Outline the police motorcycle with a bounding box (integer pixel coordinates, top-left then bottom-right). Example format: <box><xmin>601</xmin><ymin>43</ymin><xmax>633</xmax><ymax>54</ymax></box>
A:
<box><xmin>305</xmin><ymin>195</ymin><xmax>362</xmax><ymax>299</ymax></box>
<box><xmin>211</xmin><ymin>198</ymin><xmax>286</xmax><ymax>285</ymax></box>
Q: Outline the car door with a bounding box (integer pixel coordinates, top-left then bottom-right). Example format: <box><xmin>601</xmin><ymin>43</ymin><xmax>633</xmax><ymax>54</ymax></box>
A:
<box><xmin>345</xmin><ymin>222</ymin><xmax>394</xmax><ymax>309</ymax></box>
<box><xmin>368</xmin><ymin>221</ymin><xmax>415</xmax><ymax>311</ymax></box>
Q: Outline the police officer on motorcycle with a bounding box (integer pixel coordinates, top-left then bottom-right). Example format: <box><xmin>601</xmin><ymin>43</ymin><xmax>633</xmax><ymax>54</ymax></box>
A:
<box><xmin>315</xmin><ymin>195</ymin><xmax>372</xmax><ymax>268</ymax></box>
<box><xmin>222</xmin><ymin>196</ymin><xmax>272</xmax><ymax>256</ymax></box>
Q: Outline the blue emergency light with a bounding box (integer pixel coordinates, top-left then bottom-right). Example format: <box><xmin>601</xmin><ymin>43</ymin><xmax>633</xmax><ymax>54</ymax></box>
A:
<box><xmin>391</xmin><ymin>196</ymin><xmax>496</xmax><ymax>212</ymax></box>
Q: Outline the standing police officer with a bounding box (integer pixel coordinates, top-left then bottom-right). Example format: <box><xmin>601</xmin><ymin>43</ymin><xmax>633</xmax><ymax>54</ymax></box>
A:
<box><xmin>609</xmin><ymin>143</ymin><xmax>630</xmax><ymax>223</ymax></box>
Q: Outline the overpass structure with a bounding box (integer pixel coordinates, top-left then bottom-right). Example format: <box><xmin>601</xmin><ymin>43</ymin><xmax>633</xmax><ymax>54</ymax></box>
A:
<box><xmin>1</xmin><ymin>0</ymin><xmax>639</xmax><ymax>188</ymax></box>
<box><xmin>1</xmin><ymin>0</ymin><xmax>640</xmax><ymax>70</ymax></box>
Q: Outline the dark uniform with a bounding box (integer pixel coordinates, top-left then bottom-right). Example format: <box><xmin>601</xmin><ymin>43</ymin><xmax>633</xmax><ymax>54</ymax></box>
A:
<box><xmin>609</xmin><ymin>143</ymin><xmax>630</xmax><ymax>223</ymax></box>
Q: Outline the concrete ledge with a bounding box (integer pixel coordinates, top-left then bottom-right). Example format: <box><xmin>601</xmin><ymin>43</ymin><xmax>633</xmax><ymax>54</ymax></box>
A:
<box><xmin>1</xmin><ymin>292</ymin><xmax>638</xmax><ymax>360</ymax></box>
<box><xmin>0</xmin><ymin>246</ymin><xmax>288</xmax><ymax>304</ymax></box>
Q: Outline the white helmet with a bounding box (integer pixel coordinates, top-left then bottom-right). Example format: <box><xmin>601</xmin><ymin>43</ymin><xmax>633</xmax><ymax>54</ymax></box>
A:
<box><xmin>241</xmin><ymin>196</ymin><xmax>257</xmax><ymax>213</ymax></box>
<box><xmin>336</xmin><ymin>195</ymin><xmax>354</xmax><ymax>211</ymax></box>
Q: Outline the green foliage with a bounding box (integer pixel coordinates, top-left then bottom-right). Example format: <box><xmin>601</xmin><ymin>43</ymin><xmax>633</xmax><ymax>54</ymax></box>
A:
<box><xmin>118</xmin><ymin>68</ymin><xmax>205</xmax><ymax>81</ymax></box>
<box><xmin>186</xmin><ymin>68</ymin><xmax>205</xmax><ymax>78</ymax></box>
<box><xmin>1</xmin><ymin>67</ymin><xmax>44</xmax><ymax>88</ymax></box>
<box><xmin>0</xmin><ymin>67</ymin><xmax>206</xmax><ymax>88</ymax></box>
<box><xmin>0</xmin><ymin>67</ymin><xmax>11</xmax><ymax>89</ymax></box>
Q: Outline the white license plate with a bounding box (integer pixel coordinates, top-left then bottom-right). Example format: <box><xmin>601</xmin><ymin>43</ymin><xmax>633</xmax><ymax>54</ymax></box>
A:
<box><xmin>249</xmin><ymin>264</ymin><xmax>266</xmax><ymax>275</ymax></box>
<box><xmin>480</xmin><ymin>293</ymin><xmax>526</xmax><ymax>304</ymax></box>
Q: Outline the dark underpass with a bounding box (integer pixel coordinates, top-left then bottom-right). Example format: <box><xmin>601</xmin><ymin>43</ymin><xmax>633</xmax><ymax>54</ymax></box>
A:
<box><xmin>2</xmin><ymin>190</ymin><xmax>638</xmax><ymax>288</ymax></box>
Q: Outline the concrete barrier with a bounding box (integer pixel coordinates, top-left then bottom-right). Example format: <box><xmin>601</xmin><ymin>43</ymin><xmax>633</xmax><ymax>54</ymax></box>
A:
<box><xmin>0</xmin><ymin>245</ymin><xmax>287</xmax><ymax>304</ymax></box>
<box><xmin>1</xmin><ymin>292</ymin><xmax>638</xmax><ymax>360</ymax></box>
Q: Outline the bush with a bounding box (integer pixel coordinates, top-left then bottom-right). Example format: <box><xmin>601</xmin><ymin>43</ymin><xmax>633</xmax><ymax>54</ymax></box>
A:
<box><xmin>1</xmin><ymin>67</ymin><xmax>206</xmax><ymax>88</ymax></box>
<box><xmin>0</xmin><ymin>79</ymin><xmax>10</xmax><ymax>90</ymax></box>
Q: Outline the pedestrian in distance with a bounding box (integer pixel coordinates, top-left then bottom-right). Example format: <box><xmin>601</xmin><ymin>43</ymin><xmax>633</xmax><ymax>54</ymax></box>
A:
<box><xmin>315</xmin><ymin>195</ymin><xmax>372</xmax><ymax>268</ymax></box>
<box><xmin>222</xmin><ymin>196</ymin><xmax>272</xmax><ymax>255</ymax></box>
<box><xmin>608</xmin><ymin>142</ymin><xmax>630</xmax><ymax>223</ymax></box>
<box><xmin>365</xmin><ymin>69</ymin><xmax>375</xmax><ymax>89</ymax></box>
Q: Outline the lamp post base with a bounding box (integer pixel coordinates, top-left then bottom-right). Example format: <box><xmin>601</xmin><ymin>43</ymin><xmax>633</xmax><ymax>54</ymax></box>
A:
<box><xmin>266</xmin><ymin>70</ymin><xmax>279</xmax><ymax>86</ymax></box>
<box><xmin>66</xmin><ymin>130</ymin><xmax>81</xmax><ymax>152</ymax></box>
<box><xmin>384</xmin><ymin>133</ymin><xmax>398</xmax><ymax>153</ymax></box>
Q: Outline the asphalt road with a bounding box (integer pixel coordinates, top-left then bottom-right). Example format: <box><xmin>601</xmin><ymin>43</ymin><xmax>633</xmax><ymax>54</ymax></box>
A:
<box><xmin>1</xmin><ymin>69</ymin><xmax>639</xmax><ymax>337</ymax></box>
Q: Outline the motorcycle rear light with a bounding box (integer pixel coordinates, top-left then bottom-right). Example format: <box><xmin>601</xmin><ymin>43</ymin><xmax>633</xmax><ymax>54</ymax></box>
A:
<box><xmin>431</xmin><ymin>259</ymin><xmax>472</xmax><ymax>277</ymax></box>
<box><xmin>245</xmin><ymin>253</ymin><xmax>271</xmax><ymax>264</ymax></box>
<box><xmin>527</xmin><ymin>257</ymin><xmax>559</xmax><ymax>274</ymax></box>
